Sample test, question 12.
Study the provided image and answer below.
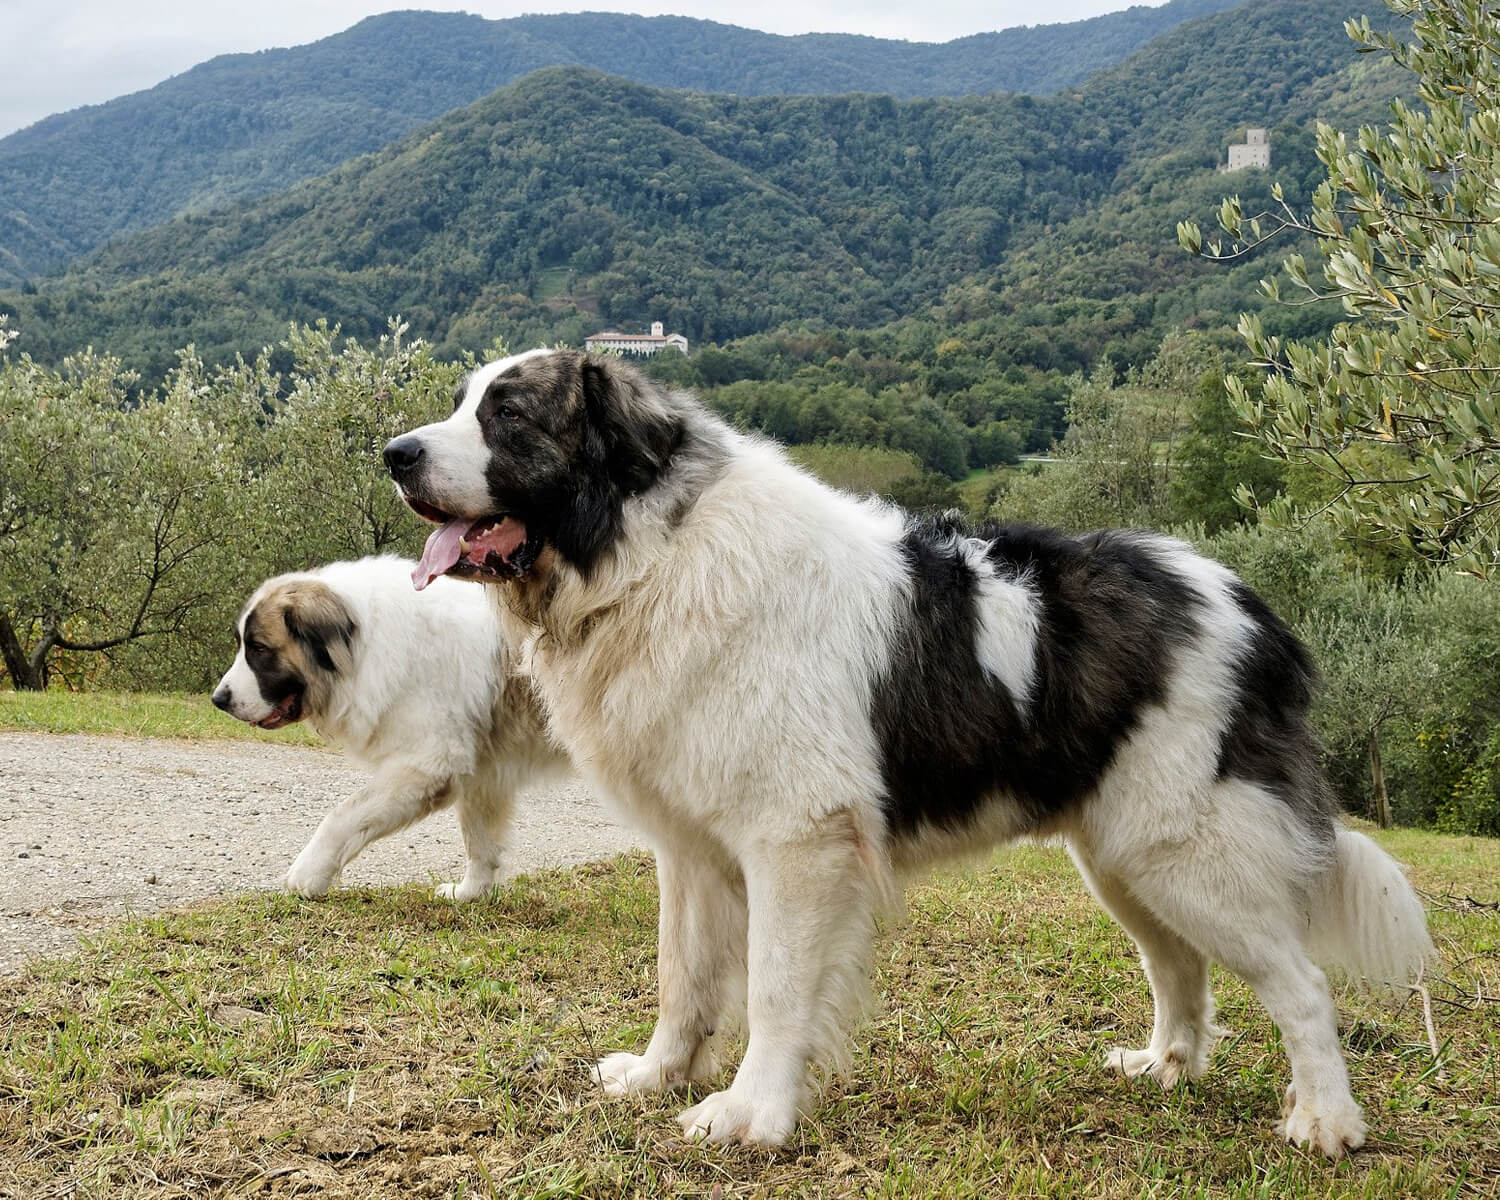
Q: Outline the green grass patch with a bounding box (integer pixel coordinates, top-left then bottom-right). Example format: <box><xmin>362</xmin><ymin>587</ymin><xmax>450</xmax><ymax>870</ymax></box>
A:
<box><xmin>0</xmin><ymin>833</ymin><xmax>1494</xmax><ymax>1197</ymax></box>
<box><xmin>532</xmin><ymin>265</ymin><xmax>571</xmax><ymax>303</ymax></box>
<box><xmin>0</xmin><ymin>689</ymin><xmax>323</xmax><ymax>746</ymax></box>
<box><xmin>957</xmin><ymin>465</ymin><xmax>1014</xmax><ymax>517</ymax></box>
<box><xmin>788</xmin><ymin>444</ymin><xmax>925</xmax><ymax>495</ymax></box>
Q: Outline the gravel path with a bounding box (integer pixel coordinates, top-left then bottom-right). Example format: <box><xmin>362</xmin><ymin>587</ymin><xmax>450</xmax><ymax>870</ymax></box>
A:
<box><xmin>0</xmin><ymin>732</ymin><xmax>641</xmax><ymax>974</ymax></box>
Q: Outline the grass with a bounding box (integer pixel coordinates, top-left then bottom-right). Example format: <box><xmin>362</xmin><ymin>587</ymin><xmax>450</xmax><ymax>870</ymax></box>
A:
<box><xmin>0</xmin><ymin>831</ymin><xmax>1495</xmax><ymax>1198</ymax></box>
<box><xmin>0</xmin><ymin>689</ymin><xmax>323</xmax><ymax>746</ymax></box>
<box><xmin>957</xmin><ymin>465</ymin><xmax>1014</xmax><ymax>517</ymax></box>
<box><xmin>532</xmin><ymin>266</ymin><xmax>572</xmax><ymax>304</ymax></box>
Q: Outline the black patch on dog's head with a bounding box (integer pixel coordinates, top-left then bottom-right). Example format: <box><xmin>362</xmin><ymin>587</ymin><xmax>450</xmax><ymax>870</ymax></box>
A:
<box><xmin>238</xmin><ymin>579</ymin><xmax>357</xmax><ymax>725</ymax></box>
<box><xmin>474</xmin><ymin>352</ymin><xmax>683</xmax><ymax>574</ymax></box>
<box><xmin>240</xmin><ymin>607</ymin><xmax>306</xmax><ymax>713</ymax></box>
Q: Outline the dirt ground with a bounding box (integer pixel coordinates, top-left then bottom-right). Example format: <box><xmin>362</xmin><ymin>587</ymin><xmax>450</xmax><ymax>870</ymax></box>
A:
<box><xmin>0</xmin><ymin>732</ymin><xmax>641</xmax><ymax>973</ymax></box>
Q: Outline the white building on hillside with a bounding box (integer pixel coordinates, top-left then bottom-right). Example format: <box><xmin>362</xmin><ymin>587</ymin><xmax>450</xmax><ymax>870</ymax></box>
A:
<box><xmin>585</xmin><ymin>321</ymin><xmax>689</xmax><ymax>357</ymax></box>
<box><xmin>1221</xmin><ymin>127</ymin><xmax>1271</xmax><ymax>171</ymax></box>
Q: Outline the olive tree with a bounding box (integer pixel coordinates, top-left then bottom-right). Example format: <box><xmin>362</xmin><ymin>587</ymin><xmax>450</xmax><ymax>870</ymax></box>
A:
<box><xmin>0</xmin><ymin>350</ymin><xmax>255</xmax><ymax>689</ymax></box>
<box><xmin>1179</xmin><ymin>0</ymin><xmax>1500</xmax><ymax>574</ymax></box>
<box><xmin>260</xmin><ymin>320</ymin><xmax>468</xmax><ymax>570</ymax></box>
<box><xmin>0</xmin><ymin>319</ymin><xmax>499</xmax><ymax>691</ymax></box>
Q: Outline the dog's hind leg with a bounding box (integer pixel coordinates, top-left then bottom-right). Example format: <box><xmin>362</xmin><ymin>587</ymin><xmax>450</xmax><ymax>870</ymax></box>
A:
<box><xmin>286</xmin><ymin>765</ymin><xmax>452</xmax><ymax>898</ymax></box>
<box><xmin>436</xmin><ymin>781</ymin><xmax>516</xmax><ymax>902</ymax></box>
<box><xmin>1087</xmin><ymin>781</ymin><xmax>1365</xmax><ymax>1157</ymax></box>
<box><xmin>677</xmin><ymin>809</ymin><xmax>889</xmax><ymax>1147</ymax></box>
<box><xmin>595</xmin><ymin>837</ymin><xmax>747</xmax><ymax>1097</ymax></box>
<box><xmin>1067</xmin><ymin>840</ymin><xmax>1223</xmax><ymax>1089</ymax></box>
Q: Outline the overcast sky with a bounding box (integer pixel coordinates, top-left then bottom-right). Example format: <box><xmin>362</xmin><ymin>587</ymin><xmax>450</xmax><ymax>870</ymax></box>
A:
<box><xmin>0</xmin><ymin>0</ymin><xmax>1161</xmax><ymax>138</ymax></box>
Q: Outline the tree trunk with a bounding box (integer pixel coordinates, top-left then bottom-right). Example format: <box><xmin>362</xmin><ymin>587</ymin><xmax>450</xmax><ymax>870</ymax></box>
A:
<box><xmin>0</xmin><ymin>614</ymin><xmax>46</xmax><ymax>690</ymax></box>
<box><xmin>1369</xmin><ymin>729</ymin><xmax>1392</xmax><ymax>828</ymax></box>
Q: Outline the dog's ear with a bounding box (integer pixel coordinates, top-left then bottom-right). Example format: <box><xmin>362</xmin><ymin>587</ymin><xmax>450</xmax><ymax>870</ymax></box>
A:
<box><xmin>580</xmin><ymin>356</ymin><xmax>681</xmax><ymax>495</ymax></box>
<box><xmin>547</xmin><ymin>355</ymin><xmax>682</xmax><ymax>574</ymax></box>
<box><xmin>281</xmin><ymin>583</ymin><xmax>357</xmax><ymax>674</ymax></box>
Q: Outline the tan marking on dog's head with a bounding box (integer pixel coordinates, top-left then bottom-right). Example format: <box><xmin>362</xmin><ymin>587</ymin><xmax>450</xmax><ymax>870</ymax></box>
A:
<box><xmin>245</xmin><ymin>578</ymin><xmax>357</xmax><ymax>720</ymax></box>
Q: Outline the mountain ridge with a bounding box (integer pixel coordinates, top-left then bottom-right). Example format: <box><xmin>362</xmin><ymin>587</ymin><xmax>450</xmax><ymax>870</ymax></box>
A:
<box><xmin>0</xmin><ymin>0</ymin><xmax>1247</xmax><ymax>284</ymax></box>
<box><xmin>0</xmin><ymin>0</ymin><xmax>1402</xmax><ymax>389</ymax></box>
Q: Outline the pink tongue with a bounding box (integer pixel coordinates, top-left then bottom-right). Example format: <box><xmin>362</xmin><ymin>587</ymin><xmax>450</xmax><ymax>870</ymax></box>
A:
<box><xmin>412</xmin><ymin>517</ymin><xmax>529</xmax><ymax>590</ymax></box>
<box><xmin>413</xmin><ymin>520</ymin><xmax>468</xmax><ymax>591</ymax></box>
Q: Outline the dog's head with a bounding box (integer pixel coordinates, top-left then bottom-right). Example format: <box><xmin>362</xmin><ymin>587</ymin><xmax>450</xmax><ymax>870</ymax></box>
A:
<box><xmin>384</xmin><ymin>349</ymin><xmax>682</xmax><ymax>589</ymax></box>
<box><xmin>211</xmin><ymin>577</ymin><xmax>357</xmax><ymax>729</ymax></box>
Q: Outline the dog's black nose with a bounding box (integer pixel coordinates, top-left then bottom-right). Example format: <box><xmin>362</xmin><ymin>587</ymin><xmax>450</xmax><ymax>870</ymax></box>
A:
<box><xmin>383</xmin><ymin>435</ymin><xmax>424</xmax><ymax>477</ymax></box>
<box><xmin>211</xmin><ymin>686</ymin><xmax>232</xmax><ymax>712</ymax></box>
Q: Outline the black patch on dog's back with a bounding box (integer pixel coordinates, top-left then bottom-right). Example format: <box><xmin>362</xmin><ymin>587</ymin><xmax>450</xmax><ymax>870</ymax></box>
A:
<box><xmin>1216</xmin><ymin>581</ymin><xmax>1335</xmax><ymax>838</ymax></box>
<box><xmin>873</xmin><ymin>520</ymin><xmax>1203</xmax><ymax>836</ymax></box>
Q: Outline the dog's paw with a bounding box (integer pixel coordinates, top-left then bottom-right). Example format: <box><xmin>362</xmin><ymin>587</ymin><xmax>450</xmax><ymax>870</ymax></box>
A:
<box><xmin>677</xmin><ymin>1088</ymin><xmax>797</xmax><ymax>1147</ymax></box>
<box><xmin>284</xmin><ymin>853</ymin><xmax>339</xmax><ymax>899</ymax></box>
<box><xmin>434</xmin><ymin>878</ymin><xmax>492</xmax><ymax>903</ymax></box>
<box><xmin>1274</xmin><ymin>1084</ymin><xmax>1367</xmax><ymax>1158</ymax></box>
<box><xmin>1106</xmin><ymin>1044</ymin><xmax>1190</xmax><ymax>1089</ymax></box>
<box><xmin>593</xmin><ymin>1052</ymin><xmax>680</xmax><ymax>1097</ymax></box>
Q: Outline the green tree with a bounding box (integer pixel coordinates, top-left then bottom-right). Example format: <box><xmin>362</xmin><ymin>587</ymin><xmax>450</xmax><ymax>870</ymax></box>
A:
<box><xmin>884</xmin><ymin>472</ymin><xmax>963</xmax><ymax>514</ymax></box>
<box><xmin>990</xmin><ymin>333</ymin><xmax>1215</xmax><ymax>530</ymax></box>
<box><xmin>1298</xmin><ymin>587</ymin><xmax>1435</xmax><ymax>828</ymax></box>
<box><xmin>261</xmin><ymin>320</ymin><xmax>464</xmax><ymax>570</ymax></box>
<box><xmin>0</xmin><ymin>349</ymin><xmax>254</xmax><ymax>689</ymax></box>
<box><xmin>1172</xmin><ymin>372</ymin><xmax>1286</xmax><ymax>533</ymax></box>
<box><xmin>1181</xmin><ymin>0</ymin><xmax>1500</xmax><ymax>574</ymax></box>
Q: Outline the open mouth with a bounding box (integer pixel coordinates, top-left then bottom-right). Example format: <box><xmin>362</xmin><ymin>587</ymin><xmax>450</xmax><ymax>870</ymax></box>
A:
<box><xmin>255</xmin><ymin>691</ymin><xmax>302</xmax><ymax>730</ymax></box>
<box><xmin>403</xmin><ymin>493</ymin><xmax>539</xmax><ymax>590</ymax></box>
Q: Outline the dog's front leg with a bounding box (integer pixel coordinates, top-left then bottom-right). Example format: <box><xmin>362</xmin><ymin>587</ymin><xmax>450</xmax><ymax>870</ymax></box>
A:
<box><xmin>595</xmin><ymin>841</ymin><xmax>746</xmax><ymax>1096</ymax></box>
<box><xmin>286</xmin><ymin>766</ymin><xmax>451</xmax><ymax>898</ymax></box>
<box><xmin>677</xmin><ymin>818</ymin><xmax>884</xmax><ymax>1147</ymax></box>
<box><xmin>436</xmin><ymin>782</ymin><xmax>516</xmax><ymax>902</ymax></box>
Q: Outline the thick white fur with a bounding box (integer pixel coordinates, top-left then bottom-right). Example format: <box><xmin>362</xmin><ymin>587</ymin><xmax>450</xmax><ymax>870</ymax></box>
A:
<box><xmin>1307</xmin><ymin>829</ymin><xmax>1434</xmax><ymax>987</ymax></box>
<box><xmin>418</xmin><ymin>363</ymin><xmax>1431</xmax><ymax>1154</ymax></box>
<box><xmin>217</xmin><ymin>556</ymin><xmax>568</xmax><ymax>900</ymax></box>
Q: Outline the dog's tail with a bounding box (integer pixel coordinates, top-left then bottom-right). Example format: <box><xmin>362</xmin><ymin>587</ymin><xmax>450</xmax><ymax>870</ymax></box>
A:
<box><xmin>1305</xmin><ymin>827</ymin><xmax>1433</xmax><ymax>986</ymax></box>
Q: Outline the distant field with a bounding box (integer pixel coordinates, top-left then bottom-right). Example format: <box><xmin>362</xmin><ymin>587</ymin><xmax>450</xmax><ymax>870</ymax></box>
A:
<box><xmin>531</xmin><ymin>265</ymin><xmax>571</xmax><ymax>303</ymax></box>
<box><xmin>0</xmin><ymin>689</ymin><xmax>323</xmax><ymax>746</ymax></box>
<box><xmin>0</xmin><ymin>831</ymin><xmax>1494</xmax><ymax>1197</ymax></box>
<box><xmin>788</xmin><ymin>443</ymin><xmax>924</xmax><ymax>494</ymax></box>
<box><xmin>958</xmin><ymin>464</ymin><xmax>1014</xmax><ymax>516</ymax></box>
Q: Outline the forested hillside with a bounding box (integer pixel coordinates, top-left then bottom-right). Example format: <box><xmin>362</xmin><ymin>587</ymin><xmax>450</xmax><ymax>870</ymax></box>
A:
<box><xmin>7</xmin><ymin>0</ymin><xmax>1500</xmax><ymax>839</ymax></box>
<box><xmin>0</xmin><ymin>0</ymin><xmax>1399</xmax><ymax>394</ymax></box>
<box><xmin>1</xmin><ymin>71</ymin><xmax>1111</xmax><ymax>375</ymax></box>
<box><xmin>0</xmin><ymin>0</ymin><xmax>1243</xmax><ymax>284</ymax></box>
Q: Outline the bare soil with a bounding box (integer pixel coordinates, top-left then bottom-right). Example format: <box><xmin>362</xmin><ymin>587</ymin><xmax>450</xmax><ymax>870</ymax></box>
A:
<box><xmin>0</xmin><ymin>732</ymin><xmax>639</xmax><ymax>973</ymax></box>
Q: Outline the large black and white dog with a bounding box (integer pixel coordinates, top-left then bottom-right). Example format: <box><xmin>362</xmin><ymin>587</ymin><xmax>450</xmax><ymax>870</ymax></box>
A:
<box><xmin>384</xmin><ymin>349</ymin><xmax>1430</xmax><ymax>1156</ymax></box>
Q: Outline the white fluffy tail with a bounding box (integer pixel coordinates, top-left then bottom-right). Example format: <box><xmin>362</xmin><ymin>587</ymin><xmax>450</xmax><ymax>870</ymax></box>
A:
<box><xmin>1305</xmin><ymin>829</ymin><xmax>1433</xmax><ymax>986</ymax></box>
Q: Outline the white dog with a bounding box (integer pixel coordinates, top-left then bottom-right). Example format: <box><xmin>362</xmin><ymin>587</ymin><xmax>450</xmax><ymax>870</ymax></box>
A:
<box><xmin>384</xmin><ymin>350</ymin><xmax>1432</xmax><ymax>1155</ymax></box>
<box><xmin>212</xmin><ymin>556</ymin><xmax>567</xmax><ymax>900</ymax></box>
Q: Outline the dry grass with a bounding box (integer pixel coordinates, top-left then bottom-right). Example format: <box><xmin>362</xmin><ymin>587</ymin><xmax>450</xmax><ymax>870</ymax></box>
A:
<box><xmin>0</xmin><ymin>833</ymin><xmax>1495</xmax><ymax>1199</ymax></box>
